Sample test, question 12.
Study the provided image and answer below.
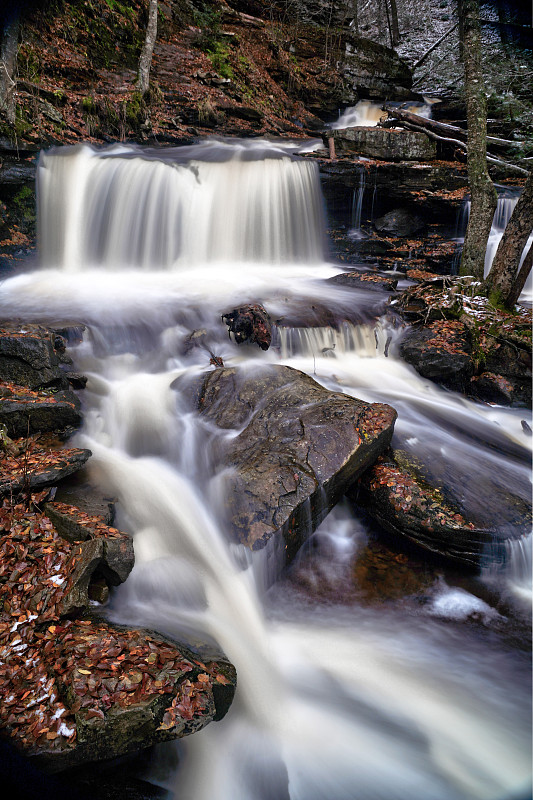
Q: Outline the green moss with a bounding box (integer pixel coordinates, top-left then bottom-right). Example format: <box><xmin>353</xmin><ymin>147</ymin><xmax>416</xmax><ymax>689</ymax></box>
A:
<box><xmin>124</xmin><ymin>91</ymin><xmax>145</xmax><ymax>127</ymax></box>
<box><xmin>206</xmin><ymin>42</ymin><xmax>234</xmax><ymax>80</ymax></box>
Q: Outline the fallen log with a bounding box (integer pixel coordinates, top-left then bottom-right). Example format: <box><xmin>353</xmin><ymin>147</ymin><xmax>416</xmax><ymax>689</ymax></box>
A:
<box><xmin>382</xmin><ymin>105</ymin><xmax>524</xmax><ymax>151</ymax></box>
<box><xmin>381</xmin><ymin>115</ymin><xmax>529</xmax><ymax>176</ymax></box>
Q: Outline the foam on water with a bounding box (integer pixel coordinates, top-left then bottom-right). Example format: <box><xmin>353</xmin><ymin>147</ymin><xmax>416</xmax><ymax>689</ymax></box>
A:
<box><xmin>0</xmin><ymin>139</ymin><xmax>531</xmax><ymax>800</ymax></box>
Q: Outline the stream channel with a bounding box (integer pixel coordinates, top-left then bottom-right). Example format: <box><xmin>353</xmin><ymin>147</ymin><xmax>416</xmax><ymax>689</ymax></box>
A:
<box><xmin>0</xmin><ymin>138</ymin><xmax>531</xmax><ymax>800</ymax></box>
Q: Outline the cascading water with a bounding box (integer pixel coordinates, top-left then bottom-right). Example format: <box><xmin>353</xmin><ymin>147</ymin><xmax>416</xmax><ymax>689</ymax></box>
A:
<box><xmin>0</xmin><ymin>139</ymin><xmax>531</xmax><ymax>800</ymax></box>
<box><xmin>350</xmin><ymin>167</ymin><xmax>366</xmax><ymax>239</ymax></box>
<box><xmin>331</xmin><ymin>99</ymin><xmax>432</xmax><ymax>130</ymax></box>
<box><xmin>38</xmin><ymin>139</ymin><xmax>326</xmax><ymax>269</ymax></box>
<box><xmin>457</xmin><ymin>193</ymin><xmax>533</xmax><ymax>302</ymax></box>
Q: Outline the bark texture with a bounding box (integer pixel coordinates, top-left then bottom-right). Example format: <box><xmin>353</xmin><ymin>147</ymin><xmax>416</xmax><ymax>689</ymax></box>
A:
<box><xmin>485</xmin><ymin>170</ymin><xmax>533</xmax><ymax>306</ymax></box>
<box><xmin>137</xmin><ymin>0</ymin><xmax>158</xmax><ymax>95</ymax></box>
<box><xmin>459</xmin><ymin>0</ymin><xmax>498</xmax><ymax>281</ymax></box>
<box><xmin>0</xmin><ymin>13</ymin><xmax>19</xmax><ymax>125</ymax></box>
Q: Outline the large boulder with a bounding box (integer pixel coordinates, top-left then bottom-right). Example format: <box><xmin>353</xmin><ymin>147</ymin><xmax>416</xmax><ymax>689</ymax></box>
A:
<box><xmin>193</xmin><ymin>365</ymin><xmax>396</xmax><ymax>559</ymax></box>
<box><xmin>374</xmin><ymin>208</ymin><xmax>426</xmax><ymax>237</ymax></box>
<box><xmin>332</xmin><ymin>127</ymin><xmax>436</xmax><ymax>161</ymax></box>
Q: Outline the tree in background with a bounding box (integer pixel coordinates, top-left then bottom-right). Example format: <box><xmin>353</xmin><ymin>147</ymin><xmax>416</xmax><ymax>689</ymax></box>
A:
<box><xmin>0</xmin><ymin>5</ymin><xmax>20</xmax><ymax>126</ymax></box>
<box><xmin>137</xmin><ymin>0</ymin><xmax>158</xmax><ymax>95</ymax></box>
<box><xmin>459</xmin><ymin>0</ymin><xmax>498</xmax><ymax>282</ymax></box>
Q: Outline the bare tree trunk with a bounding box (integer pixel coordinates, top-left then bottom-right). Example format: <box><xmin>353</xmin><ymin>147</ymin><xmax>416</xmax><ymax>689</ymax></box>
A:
<box><xmin>0</xmin><ymin>12</ymin><xmax>19</xmax><ymax>126</ymax></box>
<box><xmin>137</xmin><ymin>0</ymin><xmax>158</xmax><ymax>96</ymax></box>
<box><xmin>459</xmin><ymin>0</ymin><xmax>498</xmax><ymax>280</ymax></box>
<box><xmin>485</xmin><ymin>170</ymin><xmax>533</xmax><ymax>306</ymax></box>
<box><xmin>352</xmin><ymin>0</ymin><xmax>359</xmax><ymax>36</ymax></box>
<box><xmin>388</xmin><ymin>0</ymin><xmax>400</xmax><ymax>46</ymax></box>
<box><xmin>507</xmin><ymin>242</ymin><xmax>532</xmax><ymax>308</ymax></box>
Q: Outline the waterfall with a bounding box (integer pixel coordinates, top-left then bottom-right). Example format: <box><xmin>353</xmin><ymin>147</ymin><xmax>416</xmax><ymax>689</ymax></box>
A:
<box><xmin>37</xmin><ymin>141</ymin><xmax>327</xmax><ymax>270</ymax></box>
<box><xmin>1</xmin><ymin>137</ymin><xmax>531</xmax><ymax>800</ymax></box>
<box><xmin>455</xmin><ymin>193</ymin><xmax>532</xmax><ymax>301</ymax></box>
<box><xmin>331</xmin><ymin>100</ymin><xmax>432</xmax><ymax>130</ymax></box>
<box><xmin>350</xmin><ymin>168</ymin><xmax>366</xmax><ymax>237</ymax></box>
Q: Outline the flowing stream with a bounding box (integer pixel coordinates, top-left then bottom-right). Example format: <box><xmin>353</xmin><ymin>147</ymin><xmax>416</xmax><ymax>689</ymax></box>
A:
<box><xmin>0</xmin><ymin>140</ymin><xmax>531</xmax><ymax>800</ymax></box>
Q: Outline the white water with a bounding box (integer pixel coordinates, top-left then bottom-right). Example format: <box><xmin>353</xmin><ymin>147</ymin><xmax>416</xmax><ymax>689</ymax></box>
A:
<box><xmin>459</xmin><ymin>195</ymin><xmax>533</xmax><ymax>303</ymax></box>
<box><xmin>1</xmin><ymin>141</ymin><xmax>531</xmax><ymax>800</ymax></box>
<box><xmin>331</xmin><ymin>99</ymin><xmax>432</xmax><ymax>130</ymax></box>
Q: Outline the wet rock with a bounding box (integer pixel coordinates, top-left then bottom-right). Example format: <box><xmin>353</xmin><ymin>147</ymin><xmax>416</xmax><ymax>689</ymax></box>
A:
<box><xmin>353</xmin><ymin>540</ymin><xmax>435</xmax><ymax>601</ymax></box>
<box><xmin>0</xmin><ymin>160</ymin><xmax>36</xmax><ymax>188</ymax></box>
<box><xmin>328</xmin><ymin>271</ymin><xmax>398</xmax><ymax>292</ymax></box>
<box><xmin>195</xmin><ymin>365</ymin><xmax>396</xmax><ymax>559</ymax></box>
<box><xmin>0</xmin><ymin>326</ymin><xmax>68</xmax><ymax>391</ymax></box>
<box><xmin>332</xmin><ymin>128</ymin><xmax>436</xmax><ymax>161</ymax></box>
<box><xmin>481</xmin><ymin>337</ymin><xmax>532</xmax><ymax>407</ymax></box>
<box><xmin>222</xmin><ymin>304</ymin><xmax>272</xmax><ymax>350</ymax></box>
<box><xmin>65</xmin><ymin>373</ymin><xmax>88</xmax><ymax>390</ymax></box>
<box><xmin>44</xmin><ymin>501</ymin><xmax>134</xmax><ymax>586</ymax></box>
<box><xmin>399</xmin><ymin>319</ymin><xmax>474</xmax><ymax>391</ymax></box>
<box><xmin>0</xmin><ymin>442</ymin><xmax>91</xmax><ymax>497</ymax></box>
<box><xmin>353</xmin><ymin>452</ymin><xmax>497</xmax><ymax>568</ymax></box>
<box><xmin>469</xmin><ymin>372</ymin><xmax>518</xmax><ymax>406</ymax></box>
<box><xmin>182</xmin><ymin>328</ymin><xmax>209</xmax><ymax>354</ymax></box>
<box><xmin>374</xmin><ymin>208</ymin><xmax>426</xmax><ymax>237</ymax></box>
<box><xmin>0</xmin><ymin>506</ymin><xmax>237</xmax><ymax>772</ymax></box>
<box><xmin>0</xmin><ymin>384</ymin><xmax>82</xmax><ymax>437</ymax></box>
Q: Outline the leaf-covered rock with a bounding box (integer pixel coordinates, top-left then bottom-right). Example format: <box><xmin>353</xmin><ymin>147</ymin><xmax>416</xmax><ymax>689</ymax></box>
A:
<box><xmin>353</xmin><ymin>451</ymin><xmax>527</xmax><ymax>567</ymax></box>
<box><xmin>0</xmin><ymin>382</ymin><xmax>82</xmax><ymax>437</ymax></box>
<box><xmin>0</xmin><ymin>439</ymin><xmax>91</xmax><ymax>497</ymax></box>
<box><xmin>399</xmin><ymin>319</ymin><xmax>474</xmax><ymax>391</ymax></box>
<box><xmin>0</xmin><ymin>504</ymin><xmax>236</xmax><ymax>772</ymax></box>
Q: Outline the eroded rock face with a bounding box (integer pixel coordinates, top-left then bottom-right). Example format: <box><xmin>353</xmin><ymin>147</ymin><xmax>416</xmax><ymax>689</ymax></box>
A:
<box><xmin>374</xmin><ymin>208</ymin><xmax>426</xmax><ymax>237</ymax></box>
<box><xmin>194</xmin><ymin>365</ymin><xmax>396</xmax><ymax>558</ymax></box>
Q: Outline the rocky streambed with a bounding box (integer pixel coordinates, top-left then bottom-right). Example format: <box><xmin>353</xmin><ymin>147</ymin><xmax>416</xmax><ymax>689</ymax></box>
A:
<box><xmin>0</xmin><ymin>252</ymin><xmax>530</xmax><ymax>785</ymax></box>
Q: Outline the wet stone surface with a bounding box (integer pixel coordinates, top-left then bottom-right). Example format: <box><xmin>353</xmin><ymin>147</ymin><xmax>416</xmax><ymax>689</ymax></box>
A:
<box><xmin>0</xmin><ymin>502</ymin><xmax>236</xmax><ymax>771</ymax></box>
<box><xmin>194</xmin><ymin>364</ymin><xmax>397</xmax><ymax>559</ymax></box>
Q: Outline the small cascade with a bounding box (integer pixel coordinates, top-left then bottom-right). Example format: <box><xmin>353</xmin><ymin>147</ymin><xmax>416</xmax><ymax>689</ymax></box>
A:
<box><xmin>37</xmin><ymin>140</ymin><xmax>327</xmax><ymax>270</ymax></box>
<box><xmin>274</xmin><ymin>321</ymin><xmax>394</xmax><ymax>361</ymax></box>
<box><xmin>350</xmin><ymin>168</ymin><xmax>366</xmax><ymax>238</ymax></box>
<box><xmin>331</xmin><ymin>100</ymin><xmax>432</xmax><ymax>130</ymax></box>
<box><xmin>483</xmin><ymin>533</ymin><xmax>532</xmax><ymax>604</ymax></box>
<box><xmin>454</xmin><ymin>193</ymin><xmax>532</xmax><ymax>301</ymax></box>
